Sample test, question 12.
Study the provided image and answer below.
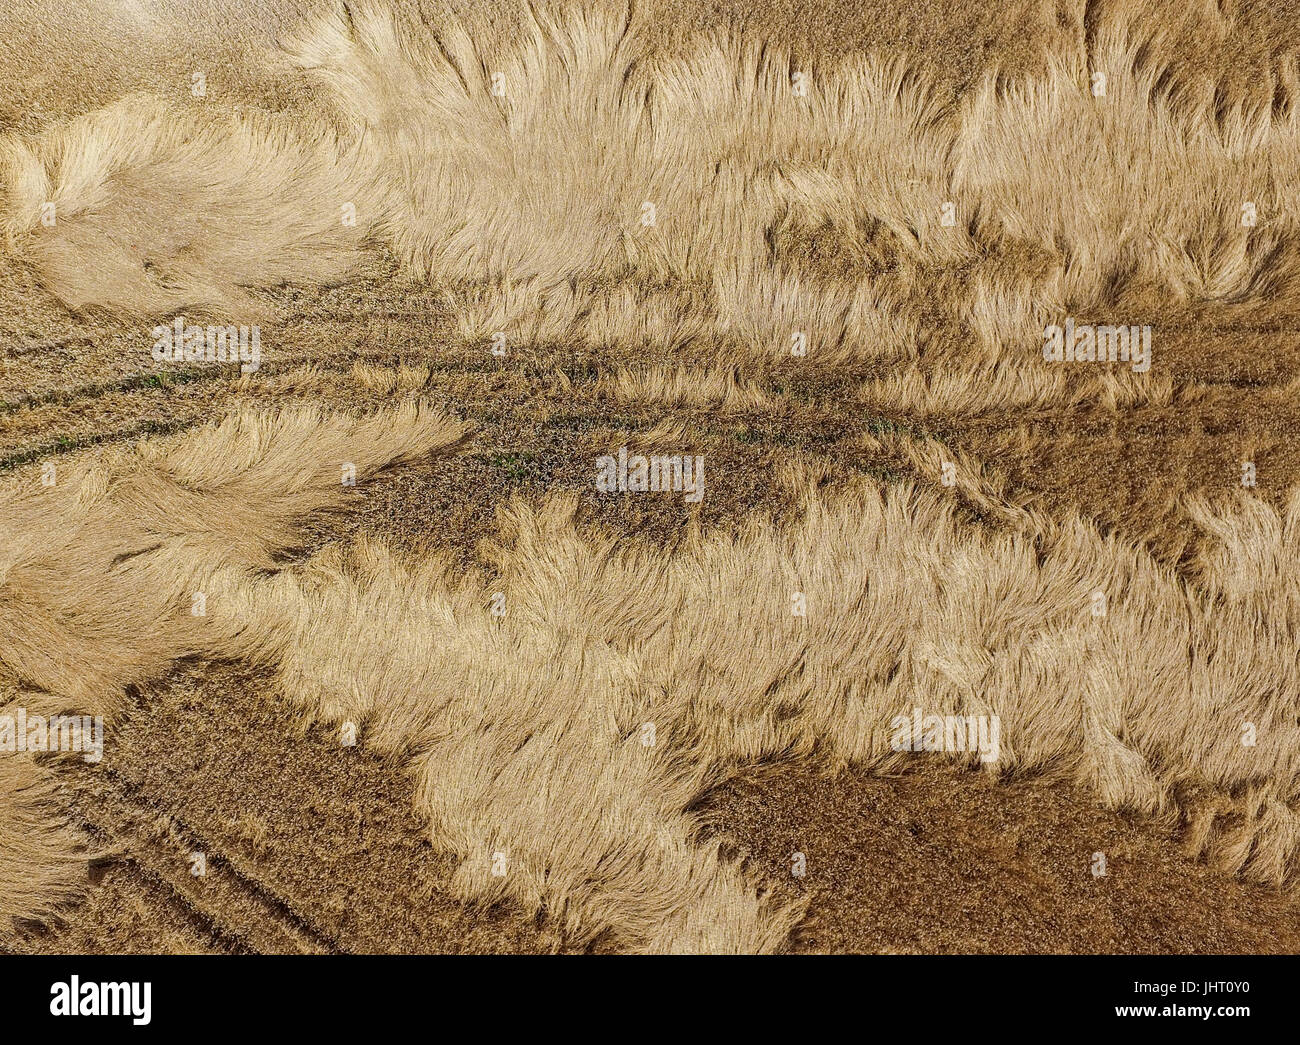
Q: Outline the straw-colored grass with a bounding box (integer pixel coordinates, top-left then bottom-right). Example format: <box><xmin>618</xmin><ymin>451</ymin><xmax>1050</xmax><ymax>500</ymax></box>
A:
<box><xmin>0</xmin><ymin>401</ymin><xmax>467</xmax><ymax>932</ymax></box>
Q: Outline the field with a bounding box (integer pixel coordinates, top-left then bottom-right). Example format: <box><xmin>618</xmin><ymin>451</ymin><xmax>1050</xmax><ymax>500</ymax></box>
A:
<box><xmin>3</xmin><ymin>0</ymin><xmax>1300</xmax><ymax>953</ymax></box>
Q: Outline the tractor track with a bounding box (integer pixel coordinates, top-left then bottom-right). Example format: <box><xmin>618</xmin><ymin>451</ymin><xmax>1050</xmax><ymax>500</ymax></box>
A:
<box><xmin>76</xmin><ymin>775</ymin><xmax>341</xmax><ymax>955</ymax></box>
